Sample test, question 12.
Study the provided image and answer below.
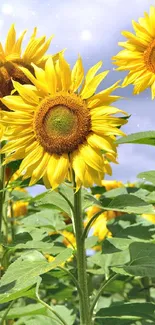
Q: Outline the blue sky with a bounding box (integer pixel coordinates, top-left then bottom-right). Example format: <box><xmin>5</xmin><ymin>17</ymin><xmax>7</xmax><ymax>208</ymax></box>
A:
<box><xmin>0</xmin><ymin>0</ymin><xmax>155</xmax><ymax>194</ymax></box>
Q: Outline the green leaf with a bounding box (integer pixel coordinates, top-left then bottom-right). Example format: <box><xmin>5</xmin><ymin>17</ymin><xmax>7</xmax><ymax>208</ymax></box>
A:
<box><xmin>137</xmin><ymin>170</ymin><xmax>155</xmax><ymax>186</ymax></box>
<box><xmin>87</xmin><ymin>193</ymin><xmax>155</xmax><ymax>214</ymax></box>
<box><xmin>124</xmin><ymin>242</ymin><xmax>155</xmax><ymax>277</ymax></box>
<box><xmin>0</xmin><ymin>303</ymin><xmax>45</xmax><ymax>319</ymax></box>
<box><xmin>106</xmin><ymin>195</ymin><xmax>154</xmax><ymax>214</ymax></box>
<box><xmin>88</xmin><ymin>250</ymin><xmax>130</xmax><ymax>276</ymax></box>
<box><xmin>0</xmin><ymin>248</ymin><xmax>73</xmax><ymax>303</ymax></box>
<box><xmin>116</xmin><ymin>131</ymin><xmax>155</xmax><ymax>145</ymax></box>
<box><xmin>103</xmin><ymin>187</ymin><xmax>128</xmax><ymax>198</ymax></box>
<box><xmin>11</xmin><ymin>190</ymin><xmax>31</xmax><ymax>201</ymax></box>
<box><xmin>31</xmin><ymin>191</ymin><xmax>72</xmax><ymax>215</ymax></box>
<box><xmin>85</xmin><ymin>236</ymin><xmax>98</xmax><ymax>249</ymax></box>
<box><xmin>21</xmin><ymin>209</ymin><xmax>65</xmax><ymax>231</ymax></box>
<box><xmin>96</xmin><ymin>302</ymin><xmax>155</xmax><ymax>321</ymax></box>
<box><xmin>0</xmin><ymin>304</ymin><xmax>75</xmax><ymax>325</ymax></box>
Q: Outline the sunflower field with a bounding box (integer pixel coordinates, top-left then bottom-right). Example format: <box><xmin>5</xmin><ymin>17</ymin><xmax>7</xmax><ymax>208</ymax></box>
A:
<box><xmin>1</xmin><ymin>5</ymin><xmax>155</xmax><ymax>325</ymax></box>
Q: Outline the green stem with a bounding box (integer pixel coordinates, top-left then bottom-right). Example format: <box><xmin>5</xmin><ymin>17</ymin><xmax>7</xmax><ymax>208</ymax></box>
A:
<box><xmin>141</xmin><ymin>277</ymin><xmax>151</xmax><ymax>302</ymax></box>
<box><xmin>58</xmin><ymin>190</ymin><xmax>74</xmax><ymax>214</ymax></box>
<box><xmin>72</xmin><ymin>173</ymin><xmax>91</xmax><ymax>325</ymax></box>
<box><xmin>36</xmin><ymin>284</ymin><xmax>68</xmax><ymax>325</ymax></box>
<box><xmin>82</xmin><ymin>211</ymin><xmax>103</xmax><ymax>240</ymax></box>
<box><xmin>10</xmin><ymin>199</ymin><xmax>15</xmax><ymax>241</ymax></box>
<box><xmin>0</xmin><ymin>300</ymin><xmax>14</xmax><ymax>325</ymax></box>
<box><xmin>58</xmin><ymin>266</ymin><xmax>83</xmax><ymax>299</ymax></box>
<box><xmin>90</xmin><ymin>273</ymin><xmax>118</xmax><ymax>319</ymax></box>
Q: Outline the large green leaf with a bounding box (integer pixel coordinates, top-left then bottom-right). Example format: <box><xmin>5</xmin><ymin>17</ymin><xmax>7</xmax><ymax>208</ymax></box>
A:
<box><xmin>124</xmin><ymin>242</ymin><xmax>155</xmax><ymax>277</ymax></box>
<box><xmin>31</xmin><ymin>191</ymin><xmax>72</xmax><ymax>215</ymax></box>
<box><xmin>0</xmin><ymin>248</ymin><xmax>73</xmax><ymax>303</ymax></box>
<box><xmin>116</xmin><ymin>131</ymin><xmax>155</xmax><ymax>145</ymax></box>
<box><xmin>137</xmin><ymin>171</ymin><xmax>155</xmax><ymax>186</ymax></box>
<box><xmin>96</xmin><ymin>302</ymin><xmax>155</xmax><ymax>321</ymax></box>
<box><xmin>87</xmin><ymin>193</ymin><xmax>155</xmax><ymax>214</ymax></box>
<box><xmin>21</xmin><ymin>209</ymin><xmax>65</xmax><ymax>230</ymax></box>
<box><xmin>88</xmin><ymin>249</ymin><xmax>130</xmax><ymax>276</ymax></box>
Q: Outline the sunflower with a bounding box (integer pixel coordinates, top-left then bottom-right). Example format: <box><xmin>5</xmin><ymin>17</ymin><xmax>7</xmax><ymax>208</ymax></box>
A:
<box><xmin>113</xmin><ymin>6</ymin><xmax>155</xmax><ymax>98</ymax></box>
<box><xmin>0</xmin><ymin>54</ymin><xmax>127</xmax><ymax>189</ymax></box>
<box><xmin>0</xmin><ymin>24</ymin><xmax>54</xmax><ymax>98</ymax></box>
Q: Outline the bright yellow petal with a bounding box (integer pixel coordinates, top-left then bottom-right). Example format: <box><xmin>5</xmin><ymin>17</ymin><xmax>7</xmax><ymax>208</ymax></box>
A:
<box><xmin>59</xmin><ymin>53</ymin><xmax>71</xmax><ymax>91</ymax></box>
<box><xmin>71</xmin><ymin>150</ymin><xmax>86</xmax><ymax>183</ymax></box>
<box><xmin>20</xmin><ymin>66</ymin><xmax>48</xmax><ymax>95</ymax></box>
<box><xmin>45</xmin><ymin>57</ymin><xmax>57</xmax><ymax>94</ymax></box>
<box><xmin>47</xmin><ymin>154</ymin><xmax>69</xmax><ymax>189</ymax></box>
<box><xmin>13</xmin><ymin>29</ymin><xmax>27</xmax><ymax>55</ymax></box>
<box><xmin>29</xmin><ymin>152</ymin><xmax>50</xmax><ymax>185</ymax></box>
<box><xmin>1</xmin><ymin>96</ymin><xmax>36</xmax><ymax>111</ymax></box>
<box><xmin>70</xmin><ymin>56</ymin><xmax>84</xmax><ymax>92</ymax></box>
<box><xmin>12</xmin><ymin>80</ymin><xmax>39</xmax><ymax>105</ymax></box>
<box><xmin>87</xmin><ymin>133</ymin><xmax>116</xmax><ymax>153</ymax></box>
<box><xmin>85</xmin><ymin>61</ymin><xmax>102</xmax><ymax>84</ymax></box>
<box><xmin>79</xmin><ymin>144</ymin><xmax>104</xmax><ymax>172</ymax></box>
<box><xmin>19</xmin><ymin>144</ymin><xmax>43</xmax><ymax>173</ymax></box>
<box><xmin>5</xmin><ymin>24</ymin><xmax>16</xmax><ymax>55</ymax></box>
<box><xmin>81</xmin><ymin>70</ymin><xmax>109</xmax><ymax>99</ymax></box>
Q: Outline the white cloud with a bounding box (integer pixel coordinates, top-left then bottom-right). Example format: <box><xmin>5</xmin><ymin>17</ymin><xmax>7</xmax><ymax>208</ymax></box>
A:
<box><xmin>1</xmin><ymin>3</ymin><xmax>13</xmax><ymax>15</ymax></box>
<box><xmin>80</xmin><ymin>29</ymin><xmax>92</xmax><ymax>41</ymax></box>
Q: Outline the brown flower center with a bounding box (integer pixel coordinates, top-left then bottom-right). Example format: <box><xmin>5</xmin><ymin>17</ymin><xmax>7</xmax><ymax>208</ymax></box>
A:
<box><xmin>0</xmin><ymin>60</ymin><xmax>33</xmax><ymax>110</ymax></box>
<box><xmin>144</xmin><ymin>39</ymin><xmax>155</xmax><ymax>73</ymax></box>
<box><xmin>34</xmin><ymin>93</ymin><xmax>91</xmax><ymax>155</ymax></box>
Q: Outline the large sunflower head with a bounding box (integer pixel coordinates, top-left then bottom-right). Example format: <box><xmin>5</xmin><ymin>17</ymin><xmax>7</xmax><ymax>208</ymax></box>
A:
<box><xmin>113</xmin><ymin>6</ymin><xmax>155</xmax><ymax>98</ymax></box>
<box><xmin>0</xmin><ymin>54</ymin><xmax>127</xmax><ymax>189</ymax></box>
<box><xmin>0</xmin><ymin>24</ymin><xmax>54</xmax><ymax>98</ymax></box>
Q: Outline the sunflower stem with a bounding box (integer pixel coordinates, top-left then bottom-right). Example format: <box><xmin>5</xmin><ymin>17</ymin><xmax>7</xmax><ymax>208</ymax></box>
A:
<box><xmin>72</xmin><ymin>173</ymin><xmax>91</xmax><ymax>325</ymax></box>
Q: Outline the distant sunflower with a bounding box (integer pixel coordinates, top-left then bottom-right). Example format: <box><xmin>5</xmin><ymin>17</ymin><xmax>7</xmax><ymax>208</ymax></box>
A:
<box><xmin>0</xmin><ymin>54</ymin><xmax>127</xmax><ymax>189</ymax></box>
<box><xmin>113</xmin><ymin>6</ymin><xmax>155</xmax><ymax>98</ymax></box>
<box><xmin>0</xmin><ymin>24</ymin><xmax>54</xmax><ymax>98</ymax></box>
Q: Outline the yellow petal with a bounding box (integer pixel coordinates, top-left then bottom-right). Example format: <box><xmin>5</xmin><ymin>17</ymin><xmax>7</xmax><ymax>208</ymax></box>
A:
<box><xmin>71</xmin><ymin>150</ymin><xmax>86</xmax><ymax>182</ymax></box>
<box><xmin>13</xmin><ymin>29</ymin><xmax>27</xmax><ymax>55</ymax></box>
<box><xmin>90</xmin><ymin>106</ymin><xmax>127</xmax><ymax>116</ymax></box>
<box><xmin>29</xmin><ymin>152</ymin><xmax>50</xmax><ymax>185</ymax></box>
<box><xmin>79</xmin><ymin>144</ymin><xmax>104</xmax><ymax>172</ymax></box>
<box><xmin>1</xmin><ymin>96</ymin><xmax>36</xmax><ymax>111</ymax></box>
<box><xmin>12</xmin><ymin>80</ymin><xmax>39</xmax><ymax>105</ymax></box>
<box><xmin>5</xmin><ymin>24</ymin><xmax>16</xmax><ymax>55</ymax></box>
<box><xmin>32</xmin><ymin>36</ymin><xmax>53</xmax><ymax>64</ymax></box>
<box><xmin>87</xmin><ymin>133</ymin><xmax>116</xmax><ymax>153</ymax></box>
<box><xmin>0</xmin><ymin>135</ymin><xmax>34</xmax><ymax>154</ymax></box>
<box><xmin>81</xmin><ymin>70</ymin><xmax>109</xmax><ymax>99</ymax></box>
<box><xmin>92</xmin><ymin>124</ymin><xmax>126</xmax><ymax>137</ymax></box>
<box><xmin>59</xmin><ymin>53</ymin><xmax>71</xmax><ymax>91</ymax></box>
<box><xmin>20</xmin><ymin>66</ymin><xmax>48</xmax><ymax>95</ymax></box>
<box><xmin>22</xmin><ymin>36</ymin><xmax>46</xmax><ymax>62</ymax></box>
<box><xmin>85</xmin><ymin>61</ymin><xmax>102</xmax><ymax>84</ymax></box>
<box><xmin>45</xmin><ymin>57</ymin><xmax>57</xmax><ymax>94</ymax></box>
<box><xmin>70</xmin><ymin>56</ymin><xmax>84</xmax><ymax>92</ymax></box>
<box><xmin>19</xmin><ymin>145</ymin><xmax>43</xmax><ymax>173</ymax></box>
<box><xmin>47</xmin><ymin>154</ymin><xmax>69</xmax><ymax>189</ymax></box>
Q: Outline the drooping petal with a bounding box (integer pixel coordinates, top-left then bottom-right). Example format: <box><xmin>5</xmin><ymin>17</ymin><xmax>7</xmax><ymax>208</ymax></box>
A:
<box><xmin>87</xmin><ymin>133</ymin><xmax>116</xmax><ymax>153</ymax></box>
<box><xmin>79</xmin><ymin>144</ymin><xmax>104</xmax><ymax>172</ymax></box>
<box><xmin>12</xmin><ymin>80</ymin><xmax>39</xmax><ymax>104</ymax></box>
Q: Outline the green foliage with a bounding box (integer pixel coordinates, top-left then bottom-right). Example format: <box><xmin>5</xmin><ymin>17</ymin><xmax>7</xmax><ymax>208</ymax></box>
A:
<box><xmin>116</xmin><ymin>131</ymin><xmax>155</xmax><ymax>145</ymax></box>
<box><xmin>2</xmin><ymin>173</ymin><xmax>155</xmax><ymax>325</ymax></box>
